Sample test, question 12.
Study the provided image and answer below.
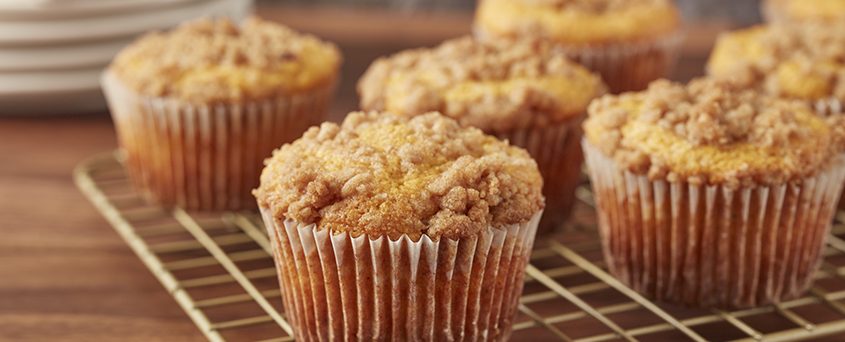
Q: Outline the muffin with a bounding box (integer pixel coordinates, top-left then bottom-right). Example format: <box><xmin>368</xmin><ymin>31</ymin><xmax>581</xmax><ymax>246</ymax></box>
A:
<box><xmin>763</xmin><ymin>0</ymin><xmax>845</xmax><ymax>25</ymax></box>
<box><xmin>708</xmin><ymin>24</ymin><xmax>845</xmax><ymax>116</ymax></box>
<box><xmin>583</xmin><ymin>78</ymin><xmax>845</xmax><ymax>309</ymax></box>
<box><xmin>358</xmin><ymin>36</ymin><xmax>605</xmax><ymax>233</ymax></box>
<box><xmin>255</xmin><ymin>111</ymin><xmax>544</xmax><ymax>341</ymax></box>
<box><xmin>102</xmin><ymin>17</ymin><xmax>341</xmax><ymax>211</ymax></box>
<box><xmin>474</xmin><ymin>0</ymin><xmax>683</xmax><ymax>93</ymax></box>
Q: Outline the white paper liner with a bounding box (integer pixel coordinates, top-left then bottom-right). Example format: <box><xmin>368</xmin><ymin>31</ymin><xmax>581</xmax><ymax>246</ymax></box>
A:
<box><xmin>558</xmin><ymin>32</ymin><xmax>684</xmax><ymax>93</ymax></box>
<box><xmin>815</xmin><ymin>97</ymin><xmax>843</xmax><ymax>117</ymax></box>
<box><xmin>260</xmin><ymin>209</ymin><xmax>542</xmax><ymax>341</ymax></box>
<box><xmin>813</xmin><ymin>98</ymin><xmax>845</xmax><ymax>211</ymax></box>
<box><xmin>583</xmin><ymin>141</ymin><xmax>845</xmax><ymax>308</ymax></box>
<box><xmin>495</xmin><ymin>117</ymin><xmax>583</xmax><ymax>234</ymax></box>
<box><xmin>475</xmin><ymin>26</ymin><xmax>683</xmax><ymax>93</ymax></box>
<box><xmin>761</xmin><ymin>0</ymin><xmax>789</xmax><ymax>24</ymax></box>
<box><xmin>101</xmin><ymin>71</ymin><xmax>336</xmax><ymax>211</ymax></box>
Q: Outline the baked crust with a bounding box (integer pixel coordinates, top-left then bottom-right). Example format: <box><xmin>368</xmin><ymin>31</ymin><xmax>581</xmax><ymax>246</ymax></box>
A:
<box><xmin>765</xmin><ymin>0</ymin><xmax>845</xmax><ymax>24</ymax></box>
<box><xmin>358</xmin><ymin>36</ymin><xmax>605</xmax><ymax>132</ymax></box>
<box><xmin>708</xmin><ymin>24</ymin><xmax>845</xmax><ymax>103</ymax></box>
<box><xmin>584</xmin><ymin>78</ymin><xmax>845</xmax><ymax>187</ymax></box>
<box><xmin>110</xmin><ymin>17</ymin><xmax>341</xmax><ymax>103</ymax></box>
<box><xmin>474</xmin><ymin>0</ymin><xmax>680</xmax><ymax>45</ymax></box>
<box><xmin>255</xmin><ymin>111</ymin><xmax>544</xmax><ymax>240</ymax></box>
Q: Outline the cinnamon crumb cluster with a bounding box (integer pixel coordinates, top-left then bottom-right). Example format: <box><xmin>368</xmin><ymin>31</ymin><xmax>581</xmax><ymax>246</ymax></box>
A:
<box><xmin>585</xmin><ymin>78</ymin><xmax>845</xmax><ymax>186</ymax></box>
<box><xmin>111</xmin><ymin>17</ymin><xmax>340</xmax><ymax>102</ymax></box>
<box><xmin>358</xmin><ymin>36</ymin><xmax>605</xmax><ymax>132</ymax></box>
<box><xmin>635</xmin><ymin>79</ymin><xmax>812</xmax><ymax>148</ymax></box>
<box><xmin>710</xmin><ymin>24</ymin><xmax>845</xmax><ymax>101</ymax></box>
<box><xmin>255</xmin><ymin>112</ymin><xmax>544</xmax><ymax>240</ymax></box>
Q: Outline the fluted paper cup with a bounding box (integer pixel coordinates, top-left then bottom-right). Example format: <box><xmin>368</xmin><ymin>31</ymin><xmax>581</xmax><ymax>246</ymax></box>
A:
<box><xmin>496</xmin><ymin>117</ymin><xmax>584</xmax><ymax>235</ymax></box>
<box><xmin>559</xmin><ymin>32</ymin><xmax>684</xmax><ymax>93</ymax></box>
<box><xmin>583</xmin><ymin>141</ymin><xmax>845</xmax><ymax>309</ymax></box>
<box><xmin>260</xmin><ymin>209</ymin><xmax>542</xmax><ymax>341</ymax></box>
<box><xmin>474</xmin><ymin>28</ymin><xmax>683</xmax><ymax>93</ymax></box>
<box><xmin>811</xmin><ymin>98</ymin><xmax>845</xmax><ymax>210</ymax></box>
<box><xmin>814</xmin><ymin>98</ymin><xmax>843</xmax><ymax>117</ymax></box>
<box><xmin>102</xmin><ymin>71</ymin><xmax>336</xmax><ymax>211</ymax></box>
<box><xmin>761</xmin><ymin>0</ymin><xmax>788</xmax><ymax>24</ymax></box>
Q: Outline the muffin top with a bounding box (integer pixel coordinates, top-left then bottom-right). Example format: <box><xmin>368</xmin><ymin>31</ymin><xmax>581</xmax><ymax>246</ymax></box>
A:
<box><xmin>474</xmin><ymin>0</ymin><xmax>681</xmax><ymax>45</ymax></box>
<box><xmin>584</xmin><ymin>78</ymin><xmax>845</xmax><ymax>187</ymax></box>
<box><xmin>765</xmin><ymin>0</ymin><xmax>845</xmax><ymax>23</ymax></box>
<box><xmin>358</xmin><ymin>37</ymin><xmax>606</xmax><ymax>132</ymax></box>
<box><xmin>255</xmin><ymin>111</ymin><xmax>544</xmax><ymax>240</ymax></box>
<box><xmin>708</xmin><ymin>25</ymin><xmax>845</xmax><ymax>103</ymax></box>
<box><xmin>110</xmin><ymin>17</ymin><xmax>341</xmax><ymax>103</ymax></box>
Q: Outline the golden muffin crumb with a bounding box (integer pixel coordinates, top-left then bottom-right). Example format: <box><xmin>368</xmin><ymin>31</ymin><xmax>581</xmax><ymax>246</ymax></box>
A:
<box><xmin>110</xmin><ymin>17</ymin><xmax>341</xmax><ymax>103</ymax></box>
<box><xmin>475</xmin><ymin>0</ymin><xmax>680</xmax><ymax>44</ymax></box>
<box><xmin>708</xmin><ymin>24</ymin><xmax>845</xmax><ymax>103</ymax></box>
<box><xmin>584</xmin><ymin>78</ymin><xmax>845</xmax><ymax>187</ymax></box>
<box><xmin>358</xmin><ymin>36</ymin><xmax>606</xmax><ymax>132</ymax></box>
<box><xmin>255</xmin><ymin>112</ymin><xmax>544</xmax><ymax>240</ymax></box>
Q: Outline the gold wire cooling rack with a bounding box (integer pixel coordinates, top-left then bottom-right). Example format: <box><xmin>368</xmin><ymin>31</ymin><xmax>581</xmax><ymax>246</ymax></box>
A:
<box><xmin>74</xmin><ymin>152</ymin><xmax>845</xmax><ymax>342</ymax></box>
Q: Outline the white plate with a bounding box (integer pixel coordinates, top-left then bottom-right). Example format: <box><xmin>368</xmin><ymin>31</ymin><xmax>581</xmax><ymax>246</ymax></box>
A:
<box><xmin>0</xmin><ymin>0</ymin><xmax>253</xmax><ymax>115</ymax></box>
<box><xmin>0</xmin><ymin>38</ymin><xmax>131</xmax><ymax>72</ymax></box>
<box><xmin>0</xmin><ymin>0</ymin><xmax>252</xmax><ymax>46</ymax></box>
<box><xmin>0</xmin><ymin>67</ymin><xmax>101</xmax><ymax>94</ymax></box>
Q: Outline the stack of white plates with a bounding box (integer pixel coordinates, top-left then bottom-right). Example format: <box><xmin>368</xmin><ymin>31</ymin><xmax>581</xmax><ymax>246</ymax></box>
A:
<box><xmin>0</xmin><ymin>0</ymin><xmax>252</xmax><ymax>115</ymax></box>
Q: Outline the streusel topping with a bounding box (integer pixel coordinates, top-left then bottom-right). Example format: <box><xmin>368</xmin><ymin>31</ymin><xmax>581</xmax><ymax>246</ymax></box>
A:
<box><xmin>110</xmin><ymin>17</ymin><xmax>341</xmax><ymax>103</ymax></box>
<box><xmin>584</xmin><ymin>78</ymin><xmax>844</xmax><ymax>187</ymax></box>
<box><xmin>475</xmin><ymin>0</ymin><xmax>680</xmax><ymax>44</ymax></box>
<box><xmin>766</xmin><ymin>0</ymin><xmax>845</xmax><ymax>23</ymax></box>
<box><xmin>255</xmin><ymin>112</ymin><xmax>544</xmax><ymax>240</ymax></box>
<box><xmin>708</xmin><ymin>24</ymin><xmax>845</xmax><ymax>102</ymax></box>
<box><xmin>358</xmin><ymin>37</ymin><xmax>606</xmax><ymax>132</ymax></box>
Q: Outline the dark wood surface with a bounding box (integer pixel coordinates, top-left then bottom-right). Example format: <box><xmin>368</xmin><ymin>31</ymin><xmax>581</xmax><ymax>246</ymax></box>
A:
<box><xmin>0</xmin><ymin>5</ymin><xmax>801</xmax><ymax>341</ymax></box>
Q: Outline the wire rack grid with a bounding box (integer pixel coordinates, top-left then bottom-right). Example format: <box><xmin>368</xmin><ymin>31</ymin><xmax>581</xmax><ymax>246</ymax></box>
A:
<box><xmin>74</xmin><ymin>152</ymin><xmax>845</xmax><ymax>342</ymax></box>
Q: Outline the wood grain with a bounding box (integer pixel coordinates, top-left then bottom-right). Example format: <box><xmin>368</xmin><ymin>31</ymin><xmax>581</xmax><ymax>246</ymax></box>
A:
<box><xmin>0</xmin><ymin>116</ymin><xmax>205</xmax><ymax>341</ymax></box>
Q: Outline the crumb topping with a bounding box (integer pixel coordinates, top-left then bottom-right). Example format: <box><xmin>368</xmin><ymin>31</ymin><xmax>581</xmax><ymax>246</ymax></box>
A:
<box><xmin>584</xmin><ymin>78</ymin><xmax>845</xmax><ymax>187</ymax></box>
<box><xmin>255</xmin><ymin>112</ymin><xmax>544</xmax><ymax>240</ymax></box>
<box><xmin>358</xmin><ymin>36</ymin><xmax>606</xmax><ymax>132</ymax></box>
<box><xmin>708</xmin><ymin>24</ymin><xmax>845</xmax><ymax>103</ymax></box>
<box><xmin>766</xmin><ymin>0</ymin><xmax>845</xmax><ymax>23</ymax></box>
<box><xmin>474</xmin><ymin>0</ymin><xmax>680</xmax><ymax>44</ymax></box>
<box><xmin>110</xmin><ymin>17</ymin><xmax>341</xmax><ymax>103</ymax></box>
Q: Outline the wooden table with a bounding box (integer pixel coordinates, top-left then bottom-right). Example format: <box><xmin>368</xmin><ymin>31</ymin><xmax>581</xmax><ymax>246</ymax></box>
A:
<box><xmin>0</xmin><ymin>6</ymin><xmax>791</xmax><ymax>341</ymax></box>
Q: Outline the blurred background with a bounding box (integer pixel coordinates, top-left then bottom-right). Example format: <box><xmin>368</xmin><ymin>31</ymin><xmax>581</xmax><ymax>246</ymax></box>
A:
<box><xmin>0</xmin><ymin>0</ymin><xmax>761</xmax><ymax>117</ymax></box>
<box><xmin>269</xmin><ymin>0</ymin><xmax>762</xmax><ymax>24</ymax></box>
<box><xmin>249</xmin><ymin>0</ymin><xmax>762</xmax><ymax>117</ymax></box>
